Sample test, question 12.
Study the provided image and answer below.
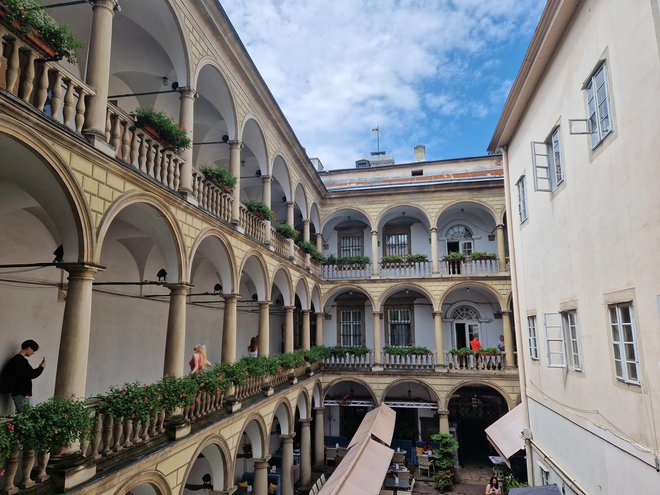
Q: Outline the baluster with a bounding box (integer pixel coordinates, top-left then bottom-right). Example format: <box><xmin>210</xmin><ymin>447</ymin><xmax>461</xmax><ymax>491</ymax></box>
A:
<box><xmin>161</xmin><ymin>153</ymin><xmax>170</xmax><ymax>184</ymax></box>
<box><xmin>19</xmin><ymin>448</ymin><xmax>36</xmax><ymax>488</ymax></box>
<box><xmin>50</xmin><ymin>71</ymin><xmax>62</xmax><ymax>121</ymax></box>
<box><xmin>19</xmin><ymin>50</ymin><xmax>36</xmax><ymax>103</ymax></box>
<box><xmin>121</xmin><ymin>123</ymin><xmax>131</xmax><ymax>162</ymax></box>
<box><xmin>111</xmin><ymin>116</ymin><xmax>122</xmax><ymax>157</ymax></box>
<box><xmin>105</xmin><ymin>108</ymin><xmax>112</xmax><ymax>142</ymax></box>
<box><xmin>75</xmin><ymin>87</ymin><xmax>86</xmax><ymax>133</ymax></box>
<box><xmin>149</xmin><ymin>412</ymin><xmax>158</xmax><ymax>437</ymax></box>
<box><xmin>129</xmin><ymin>128</ymin><xmax>140</xmax><ymax>167</ymax></box>
<box><xmin>102</xmin><ymin>414</ymin><xmax>113</xmax><ymax>456</ymax></box>
<box><xmin>35</xmin><ymin>60</ymin><xmax>49</xmax><ymax>111</ymax></box>
<box><xmin>122</xmin><ymin>418</ymin><xmax>133</xmax><ymax>448</ymax></box>
<box><xmin>2</xmin><ymin>441</ymin><xmax>21</xmax><ymax>492</ymax></box>
<box><xmin>202</xmin><ymin>184</ymin><xmax>209</xmax><ymax>210</ymax></box>
<box><xmin>132</xmin><ymin>419</ymin><xmax>142</xmax><ymax>444</ymax></box>
<box><xmin>146</xmin><ymin>140</ymin><xmax>156</xmax><ymax>176</ymax></box>
<box><xmin>90</xmin><ymin>411</ymin><xmax>103</xmax><ymax>460</ymax></box>
<box><xmin>62</xmin><ymin>79</ymin><xmax>75</xmax><ymax>128</ymax></box>
<box><xmin>173</xmin><ymin>158</ymin><xmax>180</xmax><ymax>190</ymax></box>
<box><xmin>153</xmin><ymin>148</ymin><xmax>163</xmax><ymax>180</ymax></box>
<box><xmin>5</xmin><ymin>38</ymin><xmax>20</xmax><ymax>95</ymax></box>
<box><xmin>138</xmin><ymin>134</ymin><xmax>148</xmax><ymax>172</ymax></box>
<box><xmin>112</xmin><ymin>416</ymin><xmax>123</xmax><ymax>451</ymax></box>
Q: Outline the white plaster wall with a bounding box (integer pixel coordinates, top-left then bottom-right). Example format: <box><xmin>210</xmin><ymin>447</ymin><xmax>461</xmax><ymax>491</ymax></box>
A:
<box><xmin>413</xmin><ymin>302</ymin><xmax>434</xmax><ymax>349</ymax></box>
<box><xmin>505</xmin><ymin>0</ymin><xmax>660</xmax><ymax>488</ymax></box>
<box><xmin>410</xmin><ymin>223</ymin><xmax>431</xmax><ymax>258</ymax></box>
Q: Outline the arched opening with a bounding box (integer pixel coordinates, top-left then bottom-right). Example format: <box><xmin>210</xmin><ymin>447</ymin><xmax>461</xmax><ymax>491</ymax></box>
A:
<box><xmin>377</xmin><ymin>205</ymin><xmax>431</xmax><ymax>263</ymax></box>
<box><xmin>448</xmin><ymin>384</ymin><xmax>508</xmax><ymax>466</ymax></box>
<box><xmin>323</xmin><ymin>380</ymin><xmax>376</xmax><ymax>445</ymax></box>
<box><xmin>237</xmin><ymin>255</ymin><xmax>268</xmax><ymax>358</ymax></box>
<box><xmin>183</xmin><ymin>443</ymin><xmax>228</xmax><ymax>494</ymax></box>
<box><xmin>321</xmin><ymin>209</ymin><xmax>371</xmax><ymax>261</ymax></box>
<box><xmin>380</xmin><ymin>286</ymin><xmax>434</xmax><ymax>350</ymax></box>
<box><xmin>240</xmin><ymin>119</ymin><xmax>268</xmax><ymax>203</ymax></box>
<box><xmin>235</xmin><ymin>418</ymin><xmax>266</xmax><ymax>489</ymax></box>
<box><xmin>323</xmin><ymin>289</ymin><xmax>373</xmax><ymax>348</ymax></box>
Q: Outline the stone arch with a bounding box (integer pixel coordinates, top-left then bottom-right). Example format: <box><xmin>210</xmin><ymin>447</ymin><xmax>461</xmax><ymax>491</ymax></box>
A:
<box><xmin>322</xmin><ymin>377</ymin><xmax>379</xmax><ymax>406</ymax></box>
<box><xmin>95</xmin><ymin>192</ymin><xmax>187</xmax><ymax>282</ymax></box>
<box><xmin>435</xmin><ymin>199</ymin><xmax>498</xmax><ymax>226</ymax></box>
<box><xmin>239</xmin><ymin>115</ymin><xmax>269</xmax><ymax>176</ymax></box>
<box><xmin>0</xmin><ymin>116</ymin><xmax>95</xmax><ymax>262</ymax></box>
<box><xmin>188</xmin><ymin>228</ymin><xmax>237</xmax><ymax>293</ymax></box>
<box><xmin>309</xmin><ymin>203</ymin><xmax>321</xmax><ymax>235</ymax></box>
<box><xmin>236</xmin><ymin>414</ymin><xmax>269</xmax><ymax>460</ymax></box>
<box><xmin>296</xmin><ymin>388</ymin><xmax>311</xmax><ymax>420</ymax></box>
<box><xmin>310</xmin><ymin>284</ymin><xmax>322</xmax><ymax>313</ymax></box>
<box><xmin>238</xmin><ymin>251</ymin><xmax>270</xmax><ymax>301</ymax></box>
<box><xmin>180</xmin><ymin>435</ymin><xmax>233</xmax><ymax>493</ymax></box>
<box><xmin>192</xmin><ymin>58</ymin><xmax>239</xmax><ymax>139</ymax></box>
<box><xmin>321</xmin><ymin>285</ymin><xmax>376</xmax><ymax>311</ymax></box>
<box><xmin>381</xmin><ymin>378</ymin><xmax>440</xmax><ymax>405</ymax></box>
<box><xmin>112</xmin><ymin>470</ymin><xmax>171</xmax><ymax>495</ymax></box>
<box><xmin>271</xmin><ymin>265</ymin><xmax>294</xmax><ymax>305</ymax></box>
<box><xmin>294</xmin><ymin>276</ymin><xmax>310</xmax><ymax>309</ymax></box>
<box><xmin>377</xmin><ymin>282</ymin><xmax>438</xmax><ymax>312</ymax></box>
<box><xmin>442</xmin><ymin>380</ymin><xmax>515</xmax><ymax>410</ymax></box>
<box><xmin>320</xmin><ymin>206</ymin><xmax>375</xmax><ymax>232</ymax></box>
<box><xmin>375</xmin><ymin>203</ymin><xmax>432</xmax><ymax>232</ymax></box>
<box><xmin>294</xmin><ymin>183</ymin><xmax>308</xmax><ymax>219</ymax></box>
<box><xmin>312</xmin><ymin>380</ymin><xmax>324</xmax><ymax>408</ymax></box>
<box><xmin>440</xmin><ymin>281</ymin><xmax>506</xmax><ymax>313</ymax></box>
<box><xmin>271</xmin><ymin>398</ymin><xmax>294</xmax><ymax>435</ymax></box>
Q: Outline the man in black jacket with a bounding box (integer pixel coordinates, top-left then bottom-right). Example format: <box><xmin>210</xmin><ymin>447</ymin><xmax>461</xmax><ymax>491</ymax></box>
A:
<box><xmin>0</xmin><ymin>340</ymin><xmax>46</xmax><ymax>413</ymax></box>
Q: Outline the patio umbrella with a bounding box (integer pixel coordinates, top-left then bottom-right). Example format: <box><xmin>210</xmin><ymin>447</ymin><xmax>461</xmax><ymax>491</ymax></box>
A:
<box><xmin>510</xmin><ymin>484</ymin><xmax>562</xmax><ymax>495</ymax></box>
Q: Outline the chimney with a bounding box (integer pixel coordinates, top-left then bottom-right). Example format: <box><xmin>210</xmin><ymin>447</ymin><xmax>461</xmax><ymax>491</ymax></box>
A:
<box><xmin>414</xmin><ymin>145</ymin><xmax>426</xmax><ymax>162</ymax></box>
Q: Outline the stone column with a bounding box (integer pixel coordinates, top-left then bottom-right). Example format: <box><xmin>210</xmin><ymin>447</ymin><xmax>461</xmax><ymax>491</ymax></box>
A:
<box><xmin>82</xmin><ymin>0</ymin><xmax>118</xmax><ymax>147</ymax></box>
<box><xmin>313</xmin><ymin>407</ymin><xmax>325</xmax><ymax>468</ymax></box>
<box><xmin>430</xmin><ymin>226</ymin><xmax>439</xmax><ymax>274</ymax></box>
<box><xmin>262</xmin><ymin>175</ymin><xmax>272</xmax><ymax>245</ymax></box>
<box><xmin>372</xmin><ymin>311</ymin><xmax>382</xmax><ymax>369</ymax></box>
<box><xmin>258</xmin><ymin>301</ymin><xmax>270</xmax><ymax>357</ymax></box>
<box><xmin>221</xmin><ymin>294</ymin><xmax>238</xmax><ymax>363</ymax></box>
<box><xmin>371</xmin><ymin>230</ymin><xmax>379</xmax><ymax>276</ymax></box>
<box><xmin>502</xmin><ymin>310</ymin><xmax>515</xmax><ymax>368</ymax></box>
<box><xmin>177</xmin><ymin>86</ymin><xmax>196</xmax><ymax>196</ymax></box>
<box><xmin>496</xmin><ymin>224</ymin><xmax>507</xmax><ymax>271</ymax></box>
<box><xmin>433</xmin><ymin>311</ymin><xmax>445</xmax><ymax>368</ymax></box>
<box><xmin>284</xmin><ymin>306</ymin><xmax>294</xmax><ymax>353</ymax></box>
<box><xmin>301</xmin><ymin>309</ymin><xmax>311</xmax><ymax>350</ymax></box>
<box><xmin>315</xmin><ymin>312</ymin><xmax>324</xmax><ymax>346</ymax></box>
<box><xmin>163</xmin><ymin>284</ymin><xmax>190</xmax><ymax>378</ymax></box>
<box><xmin>302</xmin><ymin>220</ymin><xmax>310</xmax><ymax>243</ymax></box>
<box><xmin>286</xmin><ymin>202</ymin><xmax>294</xmax><ymax>227</ymax></box>
<box><xmin>54</xmin><ymin>265</ymin><xmax>99</xmax><ymax>399</ymax></box>
<box><xmin>229</xmin><ymin>141</ymin><xmax>242</xmax><ymax>225</ymax></box>
<box><xmin>253</xmin><ymin>457</ymin><xmax>270</xmax><ymax>495</ymax></box>
<box><xmin>280</xmin><ymin>434</ymin><xmax>295</xmax><ymax>495</ymax></box>
<box><xmin>299</xmin><ymin>418</ymin><xmax>312</xmax><ymax>486</ymax></box>
<box><xmin>438</xmin><ymin>410</ymin><xmax>450</xmax><ymax>434</ymax></box>
<box><xmin>315</xmin><ymin>232</ymin><xmax>323</xmax><ymax>253</ymax></box>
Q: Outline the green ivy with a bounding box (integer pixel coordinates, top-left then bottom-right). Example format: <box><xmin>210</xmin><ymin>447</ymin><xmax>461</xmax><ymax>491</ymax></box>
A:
<box><xmin>383</xmin><ymin>346</ymin><xmax>432</xmax><ymax>356</ymax></box>
<box><xmin>133</xmin><ymin>106</ymin><xmax>191</xmax><ymax>149</ymax></box>
<box><xmin>2</xmin><ymin>0</ymin><xmax>84</xmax><ymax>63</ymax></box>
<box><xmin>297</xmin><ymin>240</ymin><xmax>323</xmax><ymax>261</ymax></box>
<box><xmin>504</xmin><ymin>473</ymin><xmax>529</xmax><ymax>494</ymax></box>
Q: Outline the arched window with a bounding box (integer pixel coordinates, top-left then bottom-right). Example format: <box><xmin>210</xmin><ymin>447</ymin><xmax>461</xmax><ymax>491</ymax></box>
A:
<box><xmin>446</xmin><ymin>225</ymin><xmax>473</xmax><ymax>256</ymax></box>
<box><xmin>451</xmin><ymin>305</ymin><xmax>480</xmax><ymax>320</ymax></box>
<box><xmin>451</xmin><ymin>305</ymin><xmax>480</xmax><ymax>349</ymax></box>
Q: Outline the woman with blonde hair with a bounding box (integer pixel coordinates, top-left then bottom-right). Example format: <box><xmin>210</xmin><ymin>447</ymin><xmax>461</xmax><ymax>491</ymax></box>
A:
<box><xmin>189</xmin><ymin>344</ymin><xmax>212</xmax><ymax>372</ymax></box>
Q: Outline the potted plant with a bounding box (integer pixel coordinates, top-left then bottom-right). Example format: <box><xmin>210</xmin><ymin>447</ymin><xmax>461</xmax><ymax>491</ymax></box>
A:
<box><xmin>405</xmin><ymin>253</ymin><xmax>428</xmax><ymax>263</ymax></box>
<box><xmin>322</xmin><ymin>254</ymin><xmax>338</xmax><ymax>265</ymax></box>
<box><xmin>469</xmin><ymin>252</ymin><xmax>497</xmax><ymax>261</ymax></box>
<box><xmin>0</xmin><ymin>420</ymin><xmax>16</xmax><ymax>468</ymax></box>
<box><xmin>296</xmin><ymin>240</ymin><xmax>323</xmax><ymax>261</ymax></box>
<box><xmin>443</xmin><ymin>251</ymin><xmax>465</xmax><ymax>274</ymax></box>
<box><xmin>199</xmin><ymin>166</ymin><xmax>237</xmax><ymax>193</ymax></box>
<box><xmin>132</xmin><ymin>106</ymin><xmax>192</xmax><ymax>150</ymax></box>
<box><xmin>276</xmin><ymin>223</ymin><xmax>298</xmax><ymax>239</ymax></box>
<box><xmin>242</xmin><ymin>199</ymin><xmax>274</xmax><ymax>221</ymax></box>
<box><xmin>0</xmin><ymin>0</ymin><xmax>84</xmax><ymax>63</ymax></box>
<box><xmin>430</xmin><ymin>432</ymin><xmax>459</xmax><ymax>492</ymax></box>
<box><xmin>381</xmin><ymin>255</ymin><xmax>404</xmax><ymax>267</ymax></box>
<box><xmin>383</xmin><ymin>346</ymin><xmax>432</xmax><ymax>356</ymax></box>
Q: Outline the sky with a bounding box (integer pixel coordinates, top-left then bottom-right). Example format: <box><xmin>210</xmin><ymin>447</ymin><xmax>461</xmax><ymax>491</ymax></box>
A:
<box><xmin>219</xmin><ymin>1</ymin><xmax>545</xmax><ymax>170</ymax></box>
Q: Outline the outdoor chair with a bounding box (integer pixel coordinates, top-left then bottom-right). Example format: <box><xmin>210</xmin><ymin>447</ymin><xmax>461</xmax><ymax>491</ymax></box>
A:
<box><xmin>417</xmin><ymin>454</ymin><xmax>434</xmax><ymax>477</ymax></box>
<box><xmin>309</xmin><ymin>485</ymin><xmax>319</xmax><ymax>495</ymax></box>
<box><xmin>396</xmin><ymin>471</ymin><xmax>411</xmax><ymax>482</ymax></box>
<box><xmin>392</xmin><ymin>452</ymin><xmax>406</xmax><ymax>464</ymax></box>
<box><xmin>325</xmin><ymin>447</ymin><xmax>338</xmax><ymax>467</ymax></box>
<box><xmin>407</xmin><ymin>478</ymin><xmax>416</xmax><ymax>492</ymax></box>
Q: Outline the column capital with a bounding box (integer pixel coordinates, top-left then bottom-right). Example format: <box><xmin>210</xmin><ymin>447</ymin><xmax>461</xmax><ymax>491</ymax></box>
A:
<box><xmin>430</xmin><ymin>226</ymin><xmax>438</xmax><ymax>233</ymax></box>
<box><xmin>228</xmin><ymin>140</ymin><xmax>242</xmax><ymax>149</ymax></box>
<box><xmin>301</xmin><ymin>309</ymin><xmax>311</xmax><ymax>314</ymax></box>
<box><xmin>177</xmin><ymin>85</ymin><xmax>197</xmax><ymax>99</ymax></box>
<box><xmin>299</xmin><ymin>418</ymin><xmax>312</xmax><ymax>425</ymax></box>
<box><xmin>501</xmin><ymin>309</ymin><xmax>512</xmax><ymax>315</ymax></box>
<box><xmin>253</xmin><ymin>457</ymin><xmax>271</xmax><ymax>468</ymax></box>
<box><xmin>222</xmin><ymin>293</ymin><xmax>239</xmax><ymax>302</ymax></box>
<box><xmin>258</xmin><ymin>300</ymin><xmax>271</xmax><ymax>308</ymax></box>
<box><xmin>437</xmin><ymin>409</ymin><xmax>449</xmax><ymax>417</ymax></box>
<box><xmin>283</xmin><ymin>305</ymin><xmax>295</xmax><ymax>311</ymax></box>
<box><xmin>315</xmin><ymin>232</ymin><xmax>323</xmax><ymax>238</ymax></box>
<box><xmin>372</xmin><ymin>311</ymin><xmax>382</xmax><ymax>317</ymax></box>
<box><xmin>496</xmin><ymin>223</ymin><xmax>505</xmax><ymax>229</ymax></box>
<box><xmin>314</xmin><ymin>406</ymin><xmax>325</xmax><ymax>413</ymax></box>
<box><xmin>433</xmin><ymin>311</ymin><xmax>443</xmax><ymax>318</ymax></box>
<box><xmin>165</xmin><ymin>283</ymin><xmax>192</xmax><ymax>294</ymax></box>
<box><xmin>261</xmin><ymin>174</ymin><xmax>272</xmax><ymax>183</ymax></box>
<box><xmin>371</xmin><ymin>229</ymin><xmax>378</xmax><ymax>235</ymax></box>
<box><xmin>286</xmin><ymin>201</ymin><xmax>295</xmax><ymax>207</ymax></box>
<box><xmin>90</xmin><ymin>0</ymin><xmax>119</xmax><ymax>11</ymax></box>
<box><xmin>280</xmin><ymin>433</ymin><xmax>296</xmax><ymax>443</ymax></box>
<box><xmin>314</xmin><ymin>312</ymin><xmax>325</xmax><ymax>318</ymax></box>
<box><xmin>61</xmin><ymin>262</ymin><xmax>103</xmax><ymax>277</ymax></box>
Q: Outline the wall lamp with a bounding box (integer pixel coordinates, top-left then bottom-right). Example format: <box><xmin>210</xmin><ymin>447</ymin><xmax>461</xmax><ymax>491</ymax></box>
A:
<box><xmin>193</xmin><ymin>134</ymin><xmax>230</xmax><ymax>146</ymax></box>
<box><xmin>108</xmin><ymin>81</ymin><xmax>180</xmax><ymax>100</ymax></box>
<box><xmin>93</xmin><ymin>268</ymin><xmax>168</xmax><ymax>286</ymax></box>
<box><xmin>187</xmin><ymin>283</ymin><xmax>223</xmax><ymax>297</ymax></box>
<box><xmin>0</xmin><ymin>245</ymin><xmax>64</xmax><ymax>269</ymax></box>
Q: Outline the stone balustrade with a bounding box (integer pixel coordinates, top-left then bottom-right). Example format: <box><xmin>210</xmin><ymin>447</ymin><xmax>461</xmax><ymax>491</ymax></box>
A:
<box><xmin>322</xmin><ymin>351</ymin><xmax>374</xmax><ymax>369</ymax></box>
<box><xmin>239</xmin><ymin>204</ymin><xmax>268</xmax><ymax>243</ymax></box>
<box><xmin>271</xmin><ymin>228</ymin><xmax>289</xmax><ymax>257</ymax></box>
<box><xmin>445</xmin><ymin>352</ymin><xmax>506</xmax><ymax>371</ymax></box>
<box><xmin>321</xmin><ymin>263</ymin><xmax>373</xmax><ymax>280</ymax></box>
<box><xmin>191</xmin><ymin>169</ymin><xmax>234</xmax><ymax>222</ymax></box>
<box><xmin>441</xmin><ymin>258</ymin><xmax>502</xmax><ymax>276</ymax></box>
<box><xmin>382</xmin><ymin>352</ymin><xmax>436</xmax><ymax>370</ymax></box>
<box><xmin>380</xmin><ymin>260</ymin><xmax>433</xmax><ymax>278</ymax></box>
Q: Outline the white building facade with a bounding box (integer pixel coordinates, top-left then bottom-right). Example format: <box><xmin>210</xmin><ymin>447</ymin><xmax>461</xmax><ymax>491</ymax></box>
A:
<box><xmin>491</xmin><ymin>0</ymin><xmax>660</xmax><ymax>493</ymax></box>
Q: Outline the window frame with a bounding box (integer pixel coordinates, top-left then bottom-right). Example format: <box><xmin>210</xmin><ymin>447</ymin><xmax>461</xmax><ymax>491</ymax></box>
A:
<box><xmin>528</xmin><ymin>315</ymin><xmax>539</xmax><ymax>360</ymax></box>
<box><xmin>336</xmin><ymin>306</ymin><xmax>365</xmax><ymax>347</ymax></box>
<box><xmin>531</xmin><ymin>126</ymin><xmax>564</xmax><ymax>192</ymax></box>
<box><xmin>382</xmin><ymin>225</ymin><xmax>411</xmax><ymax>257</ymax></box>
<box><xmin>609</xmin><ymin>302</ymin><xmax>640</xmax><ymax>385</ymax></box>
<box><xmin>544</xmin><ymin>312</ymin><xmax>566</xmax><ymax>368</ymax></box>
<box><xmin>584</xmin><ymin>62</ymin><xmax>613</xmax><ymax>149</ymax></box>
<box><xmin>338</xmin><ymin>230</ymin><xmax>364</xmax><ymax>258</ymax></box>
<box><xmin>562</xmin><ymin>310</ymin><xmax>582</xmax><ymax>371</ymax></box>
<box><xmin>516</xmin><ymin>176</ymin><xmax>528</xmax><ymax>223</ymax></box>
<box><xmin>384</xmin><ymin>304</ymin><xmax>415</xmax><ymax>347</ymax></box>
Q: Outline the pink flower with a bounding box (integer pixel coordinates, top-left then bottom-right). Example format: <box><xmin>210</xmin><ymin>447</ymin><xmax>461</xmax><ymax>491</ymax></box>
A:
<box><xmin>7</xmin><ymin>423</ymin><xmax>14</xmax><ymax>431</ymax></box>
<box><xmin>195</xmin><ymin>397</ymin><xmax>201</xmax><ymax>404</ymax></box>
<box><xmin>133</xmin><ymin>399</ymin><xmax>138</xmax><ymax>404</ymax></box>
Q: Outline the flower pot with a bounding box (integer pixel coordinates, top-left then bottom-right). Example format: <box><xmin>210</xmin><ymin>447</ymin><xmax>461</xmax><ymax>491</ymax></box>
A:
<box><xmin>0</xmin><ymin>6</ymin><xmax>59</xmax><ymax>60</ymax></box>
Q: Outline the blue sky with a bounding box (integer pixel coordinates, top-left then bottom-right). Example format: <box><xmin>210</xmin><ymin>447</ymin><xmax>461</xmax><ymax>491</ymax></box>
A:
<box><xmin>220</xmin><ymin>1</ymin><xmax>545</xmax><ymax>170</ymax></box>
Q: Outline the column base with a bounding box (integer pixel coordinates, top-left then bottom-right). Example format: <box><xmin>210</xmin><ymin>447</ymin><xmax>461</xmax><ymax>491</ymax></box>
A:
<box><xmin>180</xmin><ymin>190</ymin><xmax>198</xmax><ymax>207</ymax></box>
<box><xmin>231</xmin><ymin>221</ymin><xmax>245</xmax><ymax>234</ymax></box>
<box><xmin>371</xmin><ymin>365</ymin><xmax>383</xmax><ymax>372</ymax></box>
<box><xmin>164</xmin><ymin>415</ymin><xmax>191</xmax><ymax>440</ymax></box>
<box><xmin>261</xmin><ymin>385</ymin><xmax>274</xmax><ymax>397</ymax></box>
<box><xmin>46</xmin><ymin>454</ymin><xmax>96</xmax><ymax>492</ymax></box>
<box><xmin>434</xmin><ymin>364</ymin><xmax>447</xmax><ymax>372</ymax></box>
<box><xmin>84</xmin><ymin>132</ymin><xmax>116</xmax><ymax>158</ymax></box>
<box><xmin>224</xmin><ymin>398</ymin><xmax>242</xmax><ymax>413</ymax></box>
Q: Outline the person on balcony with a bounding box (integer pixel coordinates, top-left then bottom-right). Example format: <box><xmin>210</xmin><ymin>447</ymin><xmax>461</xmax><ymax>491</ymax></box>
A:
<box><xmin>0</xmin><ymin>339</ymin><xmax>46</xmax><ymax>413</ymax></box>
<box><xmin>497</xmin><ymin>334</ymin><xmax>505</xmax><ymax>352</ymax></box>
<box><xmin>248</xmin><ymin>337</ymin><xmax>258</xmax><ymax>357</ymax></box>
<box><xmin>470</xmin><ymin>336</ymin><xmax>481</xmax><ymax>352</ymax></box>
<box><xmin>189</xmin><ymin>344</ymin><xmax>211</xmax><ymax>372</ymax></box>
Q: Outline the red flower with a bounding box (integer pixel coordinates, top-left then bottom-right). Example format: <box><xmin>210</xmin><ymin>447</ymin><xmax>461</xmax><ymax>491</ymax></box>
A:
<box><xmin>133</xmin><ymin>399</ymin><xmax>138</xmax><ymax>404</ymax></box>
<box><xmin>7</xmin><ymin>423</ymin><xmax>14</xmax><ymax>431</ymax></box>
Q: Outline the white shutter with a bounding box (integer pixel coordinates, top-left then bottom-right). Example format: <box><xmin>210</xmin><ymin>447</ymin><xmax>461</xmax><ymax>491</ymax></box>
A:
<box><xmin>544</xmin><ymin>313</ymin><xmax>566</xmax><ymax>368</ymax></box>
<box><xmin>531</xmin><ymin>141</ymin><xmax>551</xmax><ymax>192</ymax></box>
<box><xmin>568</xmin><ymin>119</ymin><xmax>592</xmax><ymax>135</ymax></box>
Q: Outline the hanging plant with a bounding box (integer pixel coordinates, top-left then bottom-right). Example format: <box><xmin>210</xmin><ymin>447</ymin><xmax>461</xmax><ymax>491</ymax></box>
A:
<box><xmin>200</xmin><ymin>166</ymin><xmax>237</xmax><ymax>193</ymax></box>
<box><xmin>133</xmin><ymin>106</ymin><xmax>191</xmax><ymax>150</ymax></box>
<box><xmin>0</xmin><ymin>0</ymin><xmax>84</xmax><ymax>63</ymax></box>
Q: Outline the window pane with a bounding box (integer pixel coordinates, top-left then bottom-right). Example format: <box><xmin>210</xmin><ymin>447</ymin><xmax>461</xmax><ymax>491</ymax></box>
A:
<box><xmin>384</xmin><ymin>233</ymin><xmax>409</xmax><ymax>256</ymax></box>
<box><xmin>620</xmin><ymin>306</ymin><xmax>631</xmax><ymax>324</ymax></box>
<box><xmin>627</xmin><ymin>363</ymin><xmax>638</xmax><ymax>381</ymax></box>
<box><xmin>614</xmin><ymin>359</ymin><xmax>623</xmax><ymax>378</ymax></box>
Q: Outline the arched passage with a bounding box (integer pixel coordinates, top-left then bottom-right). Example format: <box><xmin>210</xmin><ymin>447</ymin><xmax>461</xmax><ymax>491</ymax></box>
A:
<box><xmin>182</xmin><ymin>438</ymin><xmax>231</xmax><ymax>494</ymax></box>
<box><xmin>322</xmin><ymin>379</ymin><xmax>377</xmax><ymax>445</ymax></box>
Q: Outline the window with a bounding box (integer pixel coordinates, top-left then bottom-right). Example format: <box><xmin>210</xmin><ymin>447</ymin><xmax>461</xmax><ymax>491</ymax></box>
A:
<box><xmin>383</xmin><ymin>231</ymin><xmax>410</xmax><ymax>257</ymax></box>
<box><xmin>338</xmin><ymin>233</ymin><xmax>363</xmax><ymax>258</ymax></box>
<box><xmin>452</xmin><ymin>305</ymin><xmax>480</xmax><ymax>349</ymax></box>
<box><xmin>528</xmin><ymin>316</ymin><xmax>539</xmax><ymax>360</ymax></box>
<box><xmin>338</xmin><ymin>308</ymin><xmax>363</xmax><ymax>347</ymax></box>
<box><xmin>411</xmin><ymin>169</ymin><xmax>423</xmax><ymax>176</ymax></box>
<box><xmin>563</xmin><ymin>311</ymin><xmax>581</xmax><ymax>371</ymax></box>
<box><xmin>386</xmin><ymin>306</ymin><xmax>413</xmax><ymax>346</ymax></box>
<box><xmin>539</xmin><ymin>465</ymin><xmax>550</xmax><ymax>485</ymax></box>
<box><xmin>585</xmin><ymin>63</ymin><xmax>613</xmax><ymax>148</ymax></box>
<box><xmin>609</xmin><ymin>303</ymin><xmax>640</xmax><ymax>385</ymax></box>
<box><xmin>544</xmin><ymin>313</ymin><xmax>566</xmax><ymax>367</ymax></box>
<box><xmin>516</xmin><ymin>176</ymin><xmax>528</xmax><ymax>223</ymax></box>
<box><xmin>531</xmin><ymin>127</ymin><xmax>564</xmax><ymax>191</ymax></box>
<box><xmin>446</xmin><ymin>225</ymin><xmax>473</xmax><ymax>255</ymax></box>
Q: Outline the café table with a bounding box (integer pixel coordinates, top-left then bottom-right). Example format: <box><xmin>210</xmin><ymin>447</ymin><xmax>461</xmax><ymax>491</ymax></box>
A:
<box><xmin>383</xmin><ymin>477</ymin><xmax>409</xmax><ymax>494</ymax></box>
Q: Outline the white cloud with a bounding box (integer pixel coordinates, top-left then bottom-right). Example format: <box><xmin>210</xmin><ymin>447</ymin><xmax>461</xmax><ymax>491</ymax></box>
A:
<box><xmin>219</xmin><ymin>0</ymin><xmax>544</xmax><ymax>169</ymax></box>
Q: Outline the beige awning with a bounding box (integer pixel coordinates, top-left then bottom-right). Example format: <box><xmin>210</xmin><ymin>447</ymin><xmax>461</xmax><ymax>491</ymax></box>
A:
<box><xmin>485</xmin><ymin>404</ymin><xmax>525</xmax><ymax>466</ymax></box>
<box><xmin>348</xmin><ymin>404</ymin><xmax>396</xmax><ymax>448</ymax></box>
<box><xmin>318</xmin><ymin>437</ymin><xmax>394</xmax><ymax>495</ymax></box>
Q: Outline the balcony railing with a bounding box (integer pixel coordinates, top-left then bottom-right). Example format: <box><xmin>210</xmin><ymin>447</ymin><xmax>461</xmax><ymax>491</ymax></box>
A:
<box><xmin>440</xmin><ymin>258</ymin><xmax>502</xmax><ymax>275</ymax></box>
<box><xmin>380</xmin><ymin>260</ymin><xmax>433</xmax><ymax>278</ymax></box>
<box><xmin>191</xmin><ymin>170</ymin><xmax>233</xmax><ymax>223</ymax></box>
<box><xmin>321</xmin><ymin>259</ymin><xmax>506</xmax><ymax>280</ymax></box>
<box><xmin>322</xmin><ymin>351</ymin><xmax>374</xmax><ymax>369</ymax></box>
<box><xmin>445</xmin><ymin>352</ymin><xmax>506</xmax><ymax>372</ymax></box>
<box><xmin>239</xmin><ymin>203</ymin><xmax>268</xmax><ymax>243</ymax></box>
<box><xmin>382</xmin><ymin>351</ymin><xmax>436</xmax><ymax>370</ymax></box>
<box><xmin>271</xmin><ymin>228</ymin><xmax>289</xmax><ymax>257</ymax></box>
<box><xmin>321</xmin><ymin>262</ymin><xmax>372</xmax><ymax>280</ymax></box>
<box><xmin>0</xmin><ymin>363</ymin><xmax>315</xmax><ymax>493</ymax></box>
